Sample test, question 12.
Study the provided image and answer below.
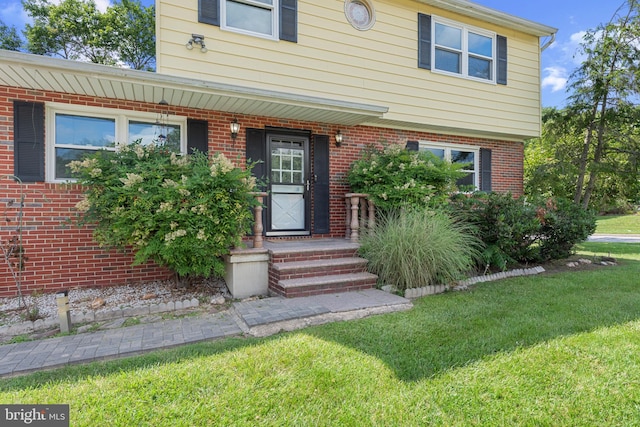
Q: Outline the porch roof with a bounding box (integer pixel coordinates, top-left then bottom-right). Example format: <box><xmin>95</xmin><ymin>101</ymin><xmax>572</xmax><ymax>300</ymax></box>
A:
<box><xmin>0</xmin><ymin>50</ymin><xmax>389</xmax><ymax>126</ymax></box>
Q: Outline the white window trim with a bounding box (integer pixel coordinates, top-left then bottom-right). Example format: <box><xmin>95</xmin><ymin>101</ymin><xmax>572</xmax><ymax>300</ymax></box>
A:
<box><xmin>221</xmin><ymin>0</ymin><xmax>279</xmax><ymax>41</ymax></box>
<box><xmin>432</xmin><ymin>15</ymin><xmax>497</xmax><ymax>84</ymax></box>
<box><xmin>46</xmin><ymin>102</ymin><xmax>187</xmax><ymax>183</ymax></box>
<box><xmin>418</xmin><ymin>141</ymin><xmax>479</xmax><ymax>189</ymax></box>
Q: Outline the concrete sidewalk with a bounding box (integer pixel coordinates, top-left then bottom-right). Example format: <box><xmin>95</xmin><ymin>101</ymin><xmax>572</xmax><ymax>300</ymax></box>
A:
<box><xmin>588</xmin><ymin>234</ymin><xmax>640</xmax><ymax>243</ymax></box>
<box><xmin>0</xmin><ymin>289</ymin><xmax>411</xmax><ymax>377</ymax></box>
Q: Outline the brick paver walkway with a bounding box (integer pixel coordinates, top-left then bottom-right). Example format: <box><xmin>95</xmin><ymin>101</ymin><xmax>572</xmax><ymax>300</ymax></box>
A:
<box><xmin>0</xmin><ymin>289</ymin><xmax>411</xmax><ymax>377</ymax></box>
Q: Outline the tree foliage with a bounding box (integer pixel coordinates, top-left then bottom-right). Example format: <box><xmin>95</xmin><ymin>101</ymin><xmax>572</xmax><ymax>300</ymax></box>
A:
<box><xmin>23</xmin><ymin>0</ymin><xmax>155</xmax><ymax>70</ymax></box>
<box><xmin>566</xmin><ymin>0</ymin><xmax>640</xmax><ymax>209</ymax></box>
<box><xmin>0</xmin><ymin>20</ymin><xmax>22</xmax><ymax>51</ymax></box>
<box><xmin>525</xmin><ymin>0</ymin><xmax>640</xmax><ymax>212</ymax></box>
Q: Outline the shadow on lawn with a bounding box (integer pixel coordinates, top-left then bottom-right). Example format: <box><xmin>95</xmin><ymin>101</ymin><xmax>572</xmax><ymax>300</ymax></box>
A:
<box><xmin>306</xmin><ymin>259</ymin><xmax>640</xmax><ymax>382</ymax></box>
<box><xmin>1</xmin><ymin>246</ymin><xmax>638</xmax><ymax>389</ymax></box>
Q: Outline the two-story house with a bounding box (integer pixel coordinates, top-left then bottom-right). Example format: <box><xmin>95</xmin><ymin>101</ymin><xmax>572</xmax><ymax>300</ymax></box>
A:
<box><xmin>0</xmin><ymin>0</ymin><xmax>556</xmax><ymax>297</ymax></box>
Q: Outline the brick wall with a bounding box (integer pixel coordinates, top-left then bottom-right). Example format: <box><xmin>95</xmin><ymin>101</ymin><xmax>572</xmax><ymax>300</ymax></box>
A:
<box><xmin>0</xmin><ymin>86</ymin><xmax>523</xmax><ymax>297</ymax></box>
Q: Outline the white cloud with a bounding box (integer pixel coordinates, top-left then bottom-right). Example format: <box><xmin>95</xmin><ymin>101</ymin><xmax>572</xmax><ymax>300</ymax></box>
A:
<box><xmin>45</xmin><ymin>0</ymin><xmax>111</xmax><ymax>13</ymax></box>
<box><xmin>542</xmin><ymin>67</ymin><xmax>568</xmax><ymax>93</ymax></box>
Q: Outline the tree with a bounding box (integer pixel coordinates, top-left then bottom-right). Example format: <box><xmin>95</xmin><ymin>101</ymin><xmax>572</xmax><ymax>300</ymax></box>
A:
<box><xmin>0</xmin><ymin>20</ymin><xmax>22</xmax><ymax>51</ymax></box>
<box><xmin>567</xmin><ymin>0</ymin><xmax>640</xmax><ymax>209</ymax></box>
<box><xmin>22</xmin><ymin>0</ymin><xmax>155</xmax><ymax>70</ymax></box>
<box><xmin>106</xmin><ymin>0</ymin><xmax>155</xmax><ymax>71</ymax></box>
<box><xmin>526</xmin><ymin>106</ymin><xmax>640</xmax><ymax>213</ymax></box>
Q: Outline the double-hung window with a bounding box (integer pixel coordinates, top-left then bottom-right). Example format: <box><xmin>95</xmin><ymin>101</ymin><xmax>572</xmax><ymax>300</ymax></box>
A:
<box><xmin>433</xmin><ymin>17</ymin><xmax>496</xmax><ymax>82</ymax></box>
<box><xmin>47</xmin><ymin>104</ymin><xmax>185</xmax><ymax>182</ymax></box>
<box><xmin>222</xmin><ymin>0</ymin><xmax>278</xmax><ymax>39</ymax></box>
<box><xmin>419</xmin><ymin>142</ymin><xmax>479</xmax><ymax>189</ymax></box>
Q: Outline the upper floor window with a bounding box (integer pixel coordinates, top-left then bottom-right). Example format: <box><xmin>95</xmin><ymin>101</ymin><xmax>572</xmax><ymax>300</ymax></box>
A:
<box><xmin>433</xmin><ymin>18</ymin><xmax>495</xmax><ymax>82</ymax></box>
<box><xmin>419</xmin><ymin>142</ymin><xmax>479</xmax><ymax>189</ymax></box>
<box><xmin>199</xmin><ymin>0</ymin><xmax>297</xmax><ymax>43</ymax></box>
<box><xmin>222</xmin><ymin>0</ymin><xmax>277</xmax><ymax>39</ymax></box>
<box><xmin>47</xmin><ymin>104</ymin><xmax>186</xmax><ymax>182</ymax></box>
<box><xmin>418</xmin><ymin>14</ymin><xmax>507</xmax><ymax>85</ymax></box>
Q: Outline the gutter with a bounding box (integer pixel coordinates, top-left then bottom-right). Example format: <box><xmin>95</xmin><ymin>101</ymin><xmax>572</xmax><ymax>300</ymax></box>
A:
<box><xmin>540</xmin><ymin>32</ymin><xmax>557</xmax><ymax>51</ymax></box>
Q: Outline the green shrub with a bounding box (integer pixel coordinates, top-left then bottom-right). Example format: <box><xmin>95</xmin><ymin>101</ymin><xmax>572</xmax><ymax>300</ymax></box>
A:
<box><xmin>446</xmin><ymin>193</ymin><xmax>596</xmax><ymax>269</ymax></box>
<box><xmin>537</xmin><ymin>197</ymin><xmax>597</xmax><ymax>261</ymax></box>
<box><xmin>70</xmin><ymin>142</ymin><xmax>259</xmax><ymax>280</ymax></box>
<box><xmin>358</xmin><ymin>208</ymin><xmax>483</xmax><ymax>291</ymax></box>
<box><xmin>347</xmin><ymin>144</ymin><xmax>467</xmax><ymax>212</ymax></box>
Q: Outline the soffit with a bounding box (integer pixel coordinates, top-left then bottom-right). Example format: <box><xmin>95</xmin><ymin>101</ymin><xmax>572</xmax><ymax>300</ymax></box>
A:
<box><xmin>0</xmin><ymin>50</ymin><xmax>388</xmax><ymax>126</ymax></box>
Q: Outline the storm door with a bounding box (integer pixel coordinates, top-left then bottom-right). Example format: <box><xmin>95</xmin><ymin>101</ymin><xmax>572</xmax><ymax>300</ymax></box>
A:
<box><xmin>267</xmin><ymin>134</ymin><xmax>310</xmax><ymax>235</ymax></box>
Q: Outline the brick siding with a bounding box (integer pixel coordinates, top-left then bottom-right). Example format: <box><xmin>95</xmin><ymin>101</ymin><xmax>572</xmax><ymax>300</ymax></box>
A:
<box><xmin>0</xmin><ymin>86</ymin><xmax>524</xmax><ymax>296</ymax></box>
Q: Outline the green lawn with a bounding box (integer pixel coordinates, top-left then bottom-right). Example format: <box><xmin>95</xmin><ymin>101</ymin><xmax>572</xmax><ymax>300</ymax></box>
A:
<box><xmin>596</xmin><ymin>213</ymin><xmax>640</xmax><ymax>234</ymax></box>
<box><xmin>1</xmin><ymin>242</ymin><xmax>639</xmax><ymax>426</ymax></box>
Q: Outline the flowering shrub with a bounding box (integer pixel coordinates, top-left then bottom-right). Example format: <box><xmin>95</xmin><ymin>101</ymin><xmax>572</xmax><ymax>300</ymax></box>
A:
<box><xmin>70</xmin><ymin>142</ymin><xmax>259</xmax><ymax>280</ymax></box>
<box><xmin>347</xmin><ymin>144</ymin><xmax>467</xmax><ymax>211</ymax></box>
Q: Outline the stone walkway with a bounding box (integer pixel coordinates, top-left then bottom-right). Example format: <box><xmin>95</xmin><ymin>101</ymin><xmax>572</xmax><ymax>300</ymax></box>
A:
<box><xmin>0</xmin><ymin>289</ymin><xmax>411</xmax><ymax>377</ymax></box>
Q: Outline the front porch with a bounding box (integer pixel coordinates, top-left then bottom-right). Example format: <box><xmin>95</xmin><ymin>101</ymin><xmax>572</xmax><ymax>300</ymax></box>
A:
<box><xmin>225</xmin><ymin>238</ymin><xmax>378</xmax><ymax>299</ymax></box>
<box><xmin>225</xmin><ymin>193</ymin><xmax>378</xmax><ymax>299</ymax></box>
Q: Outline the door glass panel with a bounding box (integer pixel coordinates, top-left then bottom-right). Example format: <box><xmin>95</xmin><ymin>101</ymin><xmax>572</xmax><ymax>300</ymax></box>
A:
<box><xmin>271</xmin><ymin>145</ymin><xmax>304</xmax><ymax>184</ymax></box>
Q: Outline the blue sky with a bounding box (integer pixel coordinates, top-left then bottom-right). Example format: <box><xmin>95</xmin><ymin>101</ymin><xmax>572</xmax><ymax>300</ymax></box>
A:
<box><xmin>0</xmin><ymin>0</ymin><xmax>626</xmax><ymax>107</ymax></box>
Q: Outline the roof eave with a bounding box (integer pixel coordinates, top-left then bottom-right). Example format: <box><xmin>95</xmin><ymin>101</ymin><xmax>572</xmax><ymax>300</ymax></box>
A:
<box><xmin>0</xmin><ymin>50</ymin><xmax>389</xmax><ymax>126</ymax></box>
<box><xmin>417</xmin><ymin>0</ymin><xmax>557</xmax><ymax>37</ymax></box>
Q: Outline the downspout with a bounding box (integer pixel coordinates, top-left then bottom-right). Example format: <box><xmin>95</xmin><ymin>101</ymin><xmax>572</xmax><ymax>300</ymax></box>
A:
<box><xmin>540</xmin><ymin>32</ymin><xmax>556</xmax><ymax>51</ymax></box>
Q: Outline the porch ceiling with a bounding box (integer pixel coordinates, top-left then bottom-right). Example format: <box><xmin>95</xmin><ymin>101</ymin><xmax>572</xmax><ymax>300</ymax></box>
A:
<box><xmin>0</xmin><ymin>50</ymin><xmax>388</xmax><ymax>126</ymax></box>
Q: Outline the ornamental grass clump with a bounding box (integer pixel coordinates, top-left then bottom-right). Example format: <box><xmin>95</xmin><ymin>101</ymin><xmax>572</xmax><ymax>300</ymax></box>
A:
<box><xmin>359</xmin><ymin>208</ymin><xmax>483</xmax><ymax>292</ymax></box>
<box><xmin>69</xmin><ymin>142</ymin><xmax>259</xmax><ymax>281</ymax></box>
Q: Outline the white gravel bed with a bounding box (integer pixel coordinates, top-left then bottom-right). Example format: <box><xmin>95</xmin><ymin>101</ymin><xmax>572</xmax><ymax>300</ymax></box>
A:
<box><xmin>0</xmin><ymin>278</ymin><xmax>229</xmax><ymax>328</ymax></box>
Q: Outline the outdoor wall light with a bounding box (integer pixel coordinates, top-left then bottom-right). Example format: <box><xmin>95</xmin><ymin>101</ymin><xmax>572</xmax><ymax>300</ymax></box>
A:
<box><xmin>230</xmin><ymin>118</ymin><xmax>240</xmax><ymax>140</ymax></box>
<box><xmin>186</xmin><ymin>34</ymin><xmax>207</xmax><ymax>53</ymax></box>
<box><xmin>335</xmin><ymin>130</ymin><xmax>343</xmax><ymax>147</ymax></box>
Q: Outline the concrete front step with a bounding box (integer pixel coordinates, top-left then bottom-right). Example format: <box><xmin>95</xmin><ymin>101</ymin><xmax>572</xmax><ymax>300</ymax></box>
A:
<box><xmin>271</xmin><ymin>257</ymin><xmax>368</xmax><ymax>281</ymax></box>
<box><xmin>270</xmin><ymin>272</ymin><xmax>378</xmax><ymax>298</ymax></box>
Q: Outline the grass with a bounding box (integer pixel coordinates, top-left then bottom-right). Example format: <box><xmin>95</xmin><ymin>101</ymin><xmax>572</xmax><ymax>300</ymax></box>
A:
<box><xmin>0</xmin><ymin>242</ymin><xmax>639</xmax><ymax>426</ymax></box>
<box><xmin>595</xmin><ymin>213</ymin><xmax>640</xmax><ymax>234</ymax></box>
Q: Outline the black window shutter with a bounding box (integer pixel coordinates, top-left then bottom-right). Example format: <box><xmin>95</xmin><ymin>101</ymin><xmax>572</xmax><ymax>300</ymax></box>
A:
<box><xmin>187</xmin><ymin>119</ymin><xmax>208</xmax><ymax>155</ymax></box>
<box><xmin>246</xmin><ymin>128</ymin><xmax>266</xmax><ymax>189</ymax></box>
<box><xmin>405</xmin><ymin>140</ymin><xmax>419</xmax><ymax>151</ymax></box>
<box><xmin>480</xmin><ymin>148</ymin><xmax>492</xmax><ymax>191</ymax></box>
<box><xmin>418</xmin><ymin>14</ymin><xmax>432</xmax><ymax>70</ymax></box>
<box><xmin>280</xmin><ymin>0</ymin><xmax>297</xmax><ymax>43</ymax></box>
<box><xmin>14</xmin><ymin>101</ymin><xmax>45</xmax><ymax>182</ymax></box>
<box><xmin>497</xmin><ymin>35</ymin><xmax>507</xmax><ymax>85</ymax></box>
<box><xmin>313</xmin><ymin>134</ymin><xmax>330</xmax><ymax>234</ymax></box>
<box><xmin>199</xmin><ymin>0</ymin><xmax>219</xmax><ymax>26</ymax></box>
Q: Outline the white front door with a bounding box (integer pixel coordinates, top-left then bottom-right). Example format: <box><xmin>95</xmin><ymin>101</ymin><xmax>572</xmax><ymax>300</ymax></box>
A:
<box><xmin>267</xmin><ymin>135</ymin><xmax>310</xmax><ymax>236</ymax></box>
